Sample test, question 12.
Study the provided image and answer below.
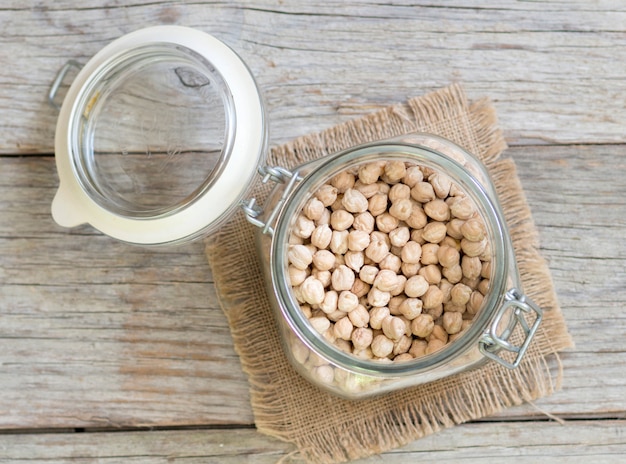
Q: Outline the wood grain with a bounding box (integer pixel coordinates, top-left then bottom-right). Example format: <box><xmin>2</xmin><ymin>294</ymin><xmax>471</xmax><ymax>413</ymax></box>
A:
<box><xmin>0</xmin><ymin>420</ymin><xmax>624</xmax><ymax>463</ymax></box>
<box><xmin>1</xmin><ymin>0</ymin><xmax>625</xmax><ymax>460</ymax></box>
<box><xmin>2</xmin><ymin>0</ymin><xmax>626</xmax><ymax>154</ymax></box>
<box><xmin>0</xmin><ymin>157</ymin><xmax>253</xmax><ymax>428</ymax></box>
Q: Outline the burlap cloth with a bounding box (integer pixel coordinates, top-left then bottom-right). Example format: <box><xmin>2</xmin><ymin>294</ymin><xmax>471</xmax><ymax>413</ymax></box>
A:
<box><xmin>204</xmin><ymin>84</ymin><xmax>573</xmax><ymax>463</ymax></box>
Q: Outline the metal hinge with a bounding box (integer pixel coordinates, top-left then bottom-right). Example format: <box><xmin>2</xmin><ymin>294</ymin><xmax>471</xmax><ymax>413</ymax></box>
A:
<box><xmin>241</xmin><ymin>166</ymin><xmax>302</xmax><ymax>236</ymax></box>
<box><xmin>479</xmin><ymin>288</ymin><xmax>543</xmax><ymax>369</ymax></box>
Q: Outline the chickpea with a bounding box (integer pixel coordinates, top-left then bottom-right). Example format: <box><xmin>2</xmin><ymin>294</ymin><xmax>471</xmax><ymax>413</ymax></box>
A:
<box><xmin>288</xmin><ymin>160</ymin><xmax>492</xmax><ymax>364</ymax></box>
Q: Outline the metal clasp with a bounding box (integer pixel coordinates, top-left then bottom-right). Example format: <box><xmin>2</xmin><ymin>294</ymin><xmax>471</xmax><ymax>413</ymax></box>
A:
<box><xmin>48</xmin><ymin>60</ymin><xmax>82</xmax><ymax>110</ymax></box>
<box><xmin>479</xmin><ymin>288</ymin><xmax>543</xmax><ymax>369</ymax></box>
<box><xmin>241</xmin><ymin>166</ymin><xmax>302</xmax><ymax>236</ymax></box>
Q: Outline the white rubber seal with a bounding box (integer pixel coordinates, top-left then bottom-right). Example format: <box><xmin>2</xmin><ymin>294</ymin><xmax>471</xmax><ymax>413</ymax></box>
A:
<box><xmin>52</xmin><ymin>26</ymin><xmax>265</xmax><ymax>245</ymax></box>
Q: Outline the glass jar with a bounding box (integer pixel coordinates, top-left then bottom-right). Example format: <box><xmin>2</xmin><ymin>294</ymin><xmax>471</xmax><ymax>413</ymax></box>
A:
<box><xmin>245</xmin><ymin>133</ymin><xmax>542</xmax><ymax>399</ymax></box>
<box><xmin>51</xmin><ymin>25</ymin><xmax>266</xmax><ymax>246</ymax></box>
<box><xmin>51</xmin><ymin>27</ymin><xmax>542</xmax><ymax>399</ymax></box>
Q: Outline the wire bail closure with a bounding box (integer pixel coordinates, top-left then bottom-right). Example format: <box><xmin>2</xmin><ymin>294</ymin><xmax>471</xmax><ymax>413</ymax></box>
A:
<box><xmin>242</xmin><ymin>166</ymin><xmax>302</xmax><ymax>236</ymax></box>
<box><xmin>48</xmin><ymin>60</ymin><xmax>82</xmax><ymax>110</ymax></box>
<box><xmin>479</xmin><ymin>288</ymin><xmax>543</xmax><ymax>369</ymax></box>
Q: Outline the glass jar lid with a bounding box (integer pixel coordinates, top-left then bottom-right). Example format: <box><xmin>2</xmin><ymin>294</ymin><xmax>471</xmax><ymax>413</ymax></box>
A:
<box><xmin>52</xmin><ymin>26</ymin><xmax>266</xmax><ymax>245</ymax></box>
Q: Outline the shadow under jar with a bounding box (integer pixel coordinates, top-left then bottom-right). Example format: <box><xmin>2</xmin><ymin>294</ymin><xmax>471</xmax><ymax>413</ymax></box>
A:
<box><xmin>249</xmin><ymin>134</ymin><xmax>542</xmax><ymax>399</ymax></box>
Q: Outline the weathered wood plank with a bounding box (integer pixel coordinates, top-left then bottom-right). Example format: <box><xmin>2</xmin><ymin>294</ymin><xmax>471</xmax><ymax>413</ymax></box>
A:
<box><xmin>1</xmin><ymin>0</ymin><xmax>626</xmax><ymax>154</ymax></box>
<box><xmin>489</xmin><ymin>143</ymin><xmax>626</xmax><ymax>420</ymax></box>
<box><xmin>0</xmin><ymin>143</ymin><xmax>624</xmax><ymax>429</ymax></box>
<box><xmin>0</xmin><ymin>160</ymin><xmax>254</xmax><ymax>428</ymax></box>
<box><xmin>0</xmin><ymin>420</ymin><xmax>624</xmax><ymax>463</ymax></box>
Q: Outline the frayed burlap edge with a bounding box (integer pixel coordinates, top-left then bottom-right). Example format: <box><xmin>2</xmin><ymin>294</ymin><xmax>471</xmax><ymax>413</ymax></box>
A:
<box><xmin>204</xmin><ymin>84</ymin><xmax>573</xmax><ymax>463</ymax></box>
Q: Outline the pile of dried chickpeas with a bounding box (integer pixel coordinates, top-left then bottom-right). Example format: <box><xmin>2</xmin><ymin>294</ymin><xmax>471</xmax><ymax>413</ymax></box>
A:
<box><xmin>287</xmin><ymin>160</ymin><xmax>491</xmax><ymax>362</ymax></box>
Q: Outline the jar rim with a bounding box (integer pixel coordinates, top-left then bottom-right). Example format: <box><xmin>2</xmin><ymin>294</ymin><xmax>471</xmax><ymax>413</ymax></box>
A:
<box><xmin>271</xmin><ymin>136</ymin><xmax>510</xmax><ymax>378</ymax></box>
<box><xmin>69</xmin><ymin>42</ymin><xmax>236</xmax><ymax>219</ymax></box>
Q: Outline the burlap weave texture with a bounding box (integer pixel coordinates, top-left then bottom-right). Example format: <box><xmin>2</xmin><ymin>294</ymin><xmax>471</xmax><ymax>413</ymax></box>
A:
<box><xmin>205</xmin><ymin>84</ymin><xmax>573</xmax><ymax>463</ymax></box>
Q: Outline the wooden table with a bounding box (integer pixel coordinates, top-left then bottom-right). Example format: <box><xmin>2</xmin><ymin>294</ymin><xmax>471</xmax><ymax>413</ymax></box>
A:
<box><xmin>1</xmin><ymin>1</ymin><xmax>624</xmax><ymax>462</ymax></box>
